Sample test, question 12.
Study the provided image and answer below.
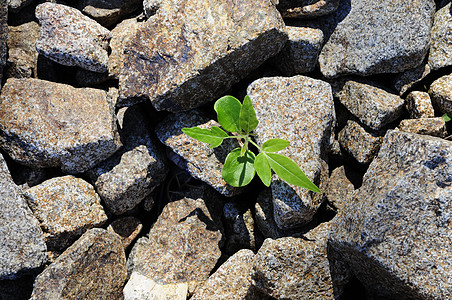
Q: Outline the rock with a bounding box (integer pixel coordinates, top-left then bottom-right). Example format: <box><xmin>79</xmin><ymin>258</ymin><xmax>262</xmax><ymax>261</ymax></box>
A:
<box><xmin>393</xmin><ymin>63</ymin><xmax>431</xmax><ymax>96</ymax></box>
<box><xmin>277</xmin><ymin>0</ymin><xmax>340</xmax><ymax>19</ymax></box>
<box><xmin>271</xmin><ymin>26</ymin><xmax>323</xmax><ymax>75</ymax></box>
<box><xmin>155</xmin><ymin>110</ymin><xmax>242</xmax><ymax>197</ymax></box>
<box><xmin>429</xmin><ymin>73</ymin><xmax>452</xmax><ymax>115</ymax></box>
<box><xmin>75</xmin><ymin>68</ymin><xmax>110</xmax><ymax>86</ymax></box>
<box><xmin>319</xmin><ymin>0</ymin><xmax>435</xmax><ymax>77</ymax></box>
<box><xmin>78</xmin><ymin>0</ymin><xmax>142</xmax><ymax>27</ymax></box>
<box><xmin>0</xmin><ymin>78</ymin><xmax>121</xmax><ymax>173</ymax></box>
<box><xmin>328</xmin><ymin>130</ymin><xmax>452</xmax><ymax>299</ymax></box>
<box><xmin>30</xmin><ymin>228</ymin><xmax>127</xmax><ymax>299</ymax></box>
<box><xmin>118</xmin><ymin>0</ymin><xmax>287</xmax><ymax>111</ymax></box>
<box><xmin>7</xmin><ymin>0</ymin><xmax>32</xmax><ymax>13</ymax></box>
<box><xmin>123</xmin><ymin>272</ymin><xmax>187</xmax><ymax>300</ymax></box>
<box><xmin>127</xmin><ymin>185</ymin><xmax>223</xmax><ymax>294</ymax></box>
<box><xmin>35</xmin><ymin>3</ymin><xmax>110</xmax><ymax>73</ymax></box>
<box><xmin>143</xmin><ymin>0</ymin><xmax>161</xmax><ymax>17</ymax></box>
<box><xmin>251</xmin><ymin>222</ymin><xmax>336</xmax><ymax>299</ymax></box>
<box><xmin>397</xmin><ymin>118</ymin><xmax>447</xmax><ymax>138</ymax></box>
<box><xmin>338</xmin><ymin>80</ymin><xmax>404</xmax><ymax>130</ymax></box>
<box><xmin>248</xmin><ymin>75</ymin><xmax>335</xmax><ymax>229</ymax></box>
<box><xmin>88</xmin><ymin>105</ymin><xmax>167</xmax><ymax>215</ymax></box>
<box><xmin>428</xmin><ymin>3</ymin><xmax>452</xmax><ymax>70</ymax></box>
<box><xmin>338</xmin><ymin>120</ymin><xmax>383</xmax><ymax>164</ymax></box>
<box><xmin>0</xmin><ymin>1</ymin><xmax>7</xmax><ymax>85</ymax></box>
<box><xmin>6</xmin><ymin>21</ymin><xmax>40</xmax><ymax>79</ymax></box>
<box><xmin>0</xmin><ymin>153</ymin><xmax>48</xmax><ymax>280</ymax></box>
<box><xmin>405</xmin><ymin>91</ymin><xmax>435</xmax><ymax>119</ymax></box>
<box><xmin>326</xmin><ymin>166</ymin><xmax>355</xmax><ymax>210</ymax></box>
<box><xmin>107</xmin><ymin>216</ymin><xmax>143</xmax><ymax>249</ymax></box>
<box><xmin>23</xmin><ymin>175</ymin><xmax>108</xmax><ymax>251</ymax></box>
<box><xmin>191</xmin><ymin>249</ymin><xmax>256</xmax><ymax>300</ymax></box>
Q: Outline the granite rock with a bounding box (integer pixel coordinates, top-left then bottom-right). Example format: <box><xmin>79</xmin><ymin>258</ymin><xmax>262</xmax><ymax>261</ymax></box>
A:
<box><xmin>319</xmin><ymin>0</ymin><xmax>435</xmax><ymax>77</ymax></box>
<box><xmin>88</xmin><ymin>105</ymin><xmax>167</xmax><ymax>215</ymax></box>
<box><xmin>271</xmin><ymin>26</ymin><xmax>323</xmax><ymax>75</ymax></box>
<box><xmin>326</xmin><ymin>165</ymin><xmax>355</xmax><ymax>210</ymax></box>
<box><xmin>35</xmin><ymin>3</ymin><xmax>110</xmax><ymax>73</ymax></box>
<box><xmin>107</xmin><ymin>216</ymin><xmax>143</xmax><ymax>249</ymax></box>
<box><xmin>7</xmin><ymin>0</ymin><xmax>32</xmax><ymax>13</ymax></box>
<box><xmin>143</xmin><ymin>0</ymin><xmax>161</xmax><ymax>17</ymax></box>
<box><xmin>118</xmin><ymin>0</ymin><xmax>287</xmax><ymax>111</ymax></box>
<box><xmin>393</xmin><ymin>63</ymin><xmax>431</xmax><ymax>96</ymax></box>
<box><xmin>248</xmin><ymin>75</ymin><xmax>335</xmax><ymax>229</ymax></box>
<box><xmin>78</xmin><ymin>0</ymin><xmax>142</xmax><ymax>27</ymax></box>
<box><xmin>0</xmin><ymin>78</ymin><xmax>121</xmax><ymax>173</ymax></box>
<box><xmin>23</xmin><ymin>175</ymin><xmax>108</xmax><ymax>251</ymax></box>
<box><xmin>397</xmin><ymin>118</ymin><xmax>447</xmax><ymax>138</ymax></box>
<box><xmin>0</xmin><ymin>1</ymin><xmax>7</xmax><ymax>85</ymax></box>
<box><xmin>329</xmin><ymin>130</ymin><xmax>452</xmax><ymax>299</ymax></box>
<box><xmin>429</xmin><ymin>73</ymin><xmax>452</xmax><ymax>115</ymax></box>
<box><xmin>277</xmin><ymin>0</ymin><xmax>340</xmax><ymax>18</ymax></box>
<box><xmin>428</xmin><ymin>3</ymin><xmax>452</xmax><ymax>70</ymax></box>
<box><xmin>155</xmin><ymin>110</ymin><xmax>242</xmax><ymax>197</ymax></box>
<box><xmin>338</xmin><ymin>80</ymin><xmax>404</xmax><ymax>130</ymax></box>
<box><xmin>0</xmin><ymin>153</ymin><xmax>47</xmax><ymax>280</ymax></box>
<box><xmin>123</xmin><ymin>272</ymin><xmax>187</xmax><ymax>300</ymax></box>
<box><xmin>30</xmin><ymin>228</ymin><xmax>127</xmax><ymax>299</ymax></box>
<box><xmin>405</xmin><ymin>91</ymin><xmax>435</xmax><ymax>119</ymax></box>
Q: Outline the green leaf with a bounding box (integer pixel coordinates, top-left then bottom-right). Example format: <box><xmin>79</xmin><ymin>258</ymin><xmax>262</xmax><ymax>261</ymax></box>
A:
<box><xmin>442</xmin><ymin>113</ymin><xmax>451</xmax><ymax>122</ymax></box>
<box><xmin>182</xmin><ymin>126</ymin><xmax>229</xmax><ymax>148</ymax></box>
<box><xmin>222</xmin><ymin>148</ymin><xmax>256</xmax><ymax>187</ymax></box>
<box><xmin>254</xmin><ymin>153</ymin><xmax>271</xmax><ymax>187</ymax></box>
<box><xmin>214</xmin><ymin>96</ymin><xmax>242</xmax><ymax>132</ymax></box>
<box><xmin>262</xmin><ymin>139</ymin><xmax>290</xmax><ymax>152</ymax></box>
<box><xmin>266</xmin><ymin>153</ymin><xmax>320</xmax><ymax>193</ymax></box>
<box><xmin>239</xmin><ymin>95</ymin><xmax>258</xmax><ymax>133</ymax></box>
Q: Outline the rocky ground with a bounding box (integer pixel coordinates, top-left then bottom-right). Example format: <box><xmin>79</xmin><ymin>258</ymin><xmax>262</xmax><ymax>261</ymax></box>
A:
<box><xmin>0</xmin><ymin>0</ymin><xmax>451</xmax><ymax>299</ymax></box>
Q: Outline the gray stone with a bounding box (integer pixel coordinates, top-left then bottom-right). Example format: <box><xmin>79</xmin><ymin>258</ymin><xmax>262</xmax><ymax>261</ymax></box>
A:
<box><xmin>123</xmin><ymin>272</ymin><xmax>187</xmax><ymax>300</ymax></box>
<box><xmin>329</xmin><ymin>130</ymin><xmax>452</xmax><ymax>299</ymax></box>
<box><xmin>0</xmin><ymin>78</ymin><xmax>121</xmax><ymax>173</ymax></box>
<box><xmin>406</xmin><ymin>91</ymin><xmax>435</xmax><ymax>119</ymax></box>
<box><xmin>429</xmin><ymin>73</ymin><xmax>452</xmax><ymax>115</ymax></box>
<box><xmin>251</xmin><ymin>222</ymin><xmax>336</xmax><ymax>299</ymax></box>
<box><xmin>88</xmin><ymin>105</ymin><xmax>167</xmax><ymax>215</ymax></box>
<box><xmin>35</xmin><ymin>3</ymin><xmax>110</xmax><ymax>73</ymax></box>
<box><xmin>0</xmin><ymin>1</ymin><xmax>7</xmax><ymax>85</ymax></box>
<box><xmin>107</xmin><ymin>216</ymin><xmax>143</xmax><ymax>249</ymax></box>
<box><xmin>393</xmin><ymin>63</ymin><xmax>431</xmax><ymax>96</ymax></box>
<box><xmin>397</xmin><ymin>118</ymin><xmax>447</xmax><ymax>138</ymax></box>
<box><xmin>7</xmin><ymin>0</ymin><xmax>32</xmax><ymax>13</ymax></box>
<box><xmin>326</xmin><ymin>166</ymin><xmax>355</xmax><ymax>210</ymax></box>
<box><xmin>277</xmin><ymin>0</ymin><xmax>340</xmax><ymax>18</ymax></box>
<box><xmin>0</xmin><ymin>153</ymin><xmax>47</xmax><ymax>280</ymax></box>
<box><xmin>118</xmin><ymin>0</ymin><xmax>287</xmax><ymax>111</ymax></box>
<box><xmin>23</xmin><ymin>175</ymin><xmax>108</xmax><ymax>251</ymax></box>
<box><xmin>248</xmin><ymin>75</ymin><xmax>335</xmax><ymax>229</ymax></box>
<box><xmin>338</xmin><ymin>80</ymin><xmax>404</xmax><ymax>130</ymax></box>
<box><xmin>155</xmin><ymin>110</ymin><xmax>242</xmax><ymax>197</ymax></box>
<box><xmin>338</xmin><ymin>120</ymin><xmax>383</xmax><ymax>164</ymax></box>
<box><xmin>429</xmin><ymin>3</ymin><xmax>452</xmax><ymax>70</ymax></box>
<box><xmin>271</xmin><ymin>26</ymin><xmax>323</xmax><ymax>75</ymax></box>
<box><xmin>191</xmin><ymin>249</ymin><xmax>256</xmax><ymax>300</ymax></box>
<box><xmin>30</xmin><ymin>228</ymin><xmax>127</xmax><ymax>300</ymax></box>
<box><xmin>319</xmin><ymin>0</ymin><xmax>435</xmax><ymax>77</ymax></box>
<box><xmin>78</xmin><ymin>0</ymin><xmax>142</xmax><ymax>27</ymax></box>
<box><xmin>143</xmin><ymin>0</ymin><xmax>161</xmax><ymax>17</ymax></box>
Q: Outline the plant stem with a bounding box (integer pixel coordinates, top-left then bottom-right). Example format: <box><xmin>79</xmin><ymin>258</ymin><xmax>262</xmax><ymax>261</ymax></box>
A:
<box><xmin>249</xmin><ymin>139</ymin><xmax>262</xmax><ymax>152</ymax></box>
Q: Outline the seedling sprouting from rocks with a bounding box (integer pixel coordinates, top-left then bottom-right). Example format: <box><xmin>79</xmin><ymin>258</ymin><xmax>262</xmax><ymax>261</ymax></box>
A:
<box><xmin>182</xmin><ymin>95</ymin><xmax>320</xmax><ymax>192</ymax></box>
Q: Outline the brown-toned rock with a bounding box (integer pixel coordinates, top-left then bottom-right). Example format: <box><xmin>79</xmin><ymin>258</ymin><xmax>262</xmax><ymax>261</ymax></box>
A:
<box><xmin>0</xmin><ymin>0</ymin><xmax>7</xmax><ymax>85</ymax></box>
<box><xmin>398</xmin><ymin>118</ymin><xmax>447</xmax><ymax>138</ymax></box>
<box><xmin>277</xmin><ymin>0</ymin><xmax>340</xmax><ymax>19</ymax></box>
<box><xmin>326</xmin><ymin>166</ymin><xmax>355</xmax><ymax>210</ymax></box>
<box><xmin>393</xmin><ymin>64</ymin><xmax>431</xmax><ymax>96</ymax></box>
<box><xmin>107</xmin><ymin>216</ymin><xmax>143</xmax><ymax>249</ymax></box>
<box><xmin>429</xmin><ymin>73</ymin><xmax>452</xmax><ymax>115</ymax></box>
<box><xmin>0</xmin><ymin>78</ymin><xmax>121</xmax><ymax>173</ymax></box>
<box><xmin>78</xmin><ymin>0</ymin><xmax>142</xmax><ymax>27</ymax></box>
<box><xmin>405</xmin><ymin>91</ymin><xmax>435</xmax><ymax>119</ymax></box>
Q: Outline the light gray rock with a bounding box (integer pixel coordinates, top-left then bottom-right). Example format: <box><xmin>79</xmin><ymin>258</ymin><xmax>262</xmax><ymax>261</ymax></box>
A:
<box><xmin>0</xmin><ymin>78</ymin><xmax>121</xmax><ymax>173</ymax></box>
<box><xmin>397</xmin><ymin>118</ymin><xmax>447</xmax><ymax>138</ymax></box>
<box><xmin>88</xmin><ymin>105</ymin><xmax>167</xmax><ymax>215</ymax></box>
<box><xmin>107</xmin><ymin>216</ymin><xmax>143</xmax><ymax>249</ymax></box>
<box><xmin>30</xmin><ymin>228</ymin><xmax>127</xmax><ymax>300</ymax></box>
<box><xmin>326</xmin><ymin>165</ymin><xmax>355</xmax><ymax>210</ymax></box>
<box><xmin>329</xmin><ymin>130</ymin><xmax>452</xmax><ymax>299</ymax></box>
<box><xmin>338</xmin><ymin>80</ymin><xmax>404</xmax><ymax>130</ymax></box>
<box><xmin>0</xmin><ymin>153</ymin><xmax>47</xmax><ymax>280</ymax></box>
<box><xmin>143</xmin><ymin>0</ymin><xmax>161</xmax><ymax>17</ymax></box>
<box><xmin>429</xmin><ymin>73</ymin><xmax>452</xmax><ymax>115</ymax></box>
<box><xmin>429</xmin><ymin>3</ymin><xmax>452</xmax><ymax>70</ymax></box>
<box><xmin>319</xmin><ymin>0</ymin><xmax>435</xmax><ymax>77</ymax></box>
<box><xmin>35</xmin><ymin>3</ymin><xmax>110</xmax><ymax>73</ymax></box>
<box><xmin>277</xmin><ymin>0</ymin><xmax>340</xmax><ymax>18</ymax></box>
<box><xmin>78</xmin><ymin>0</ymin><xmax>142</xmax><ymax>27</ymax></box>
<box><xmin>271</xmin><ymin>26</ymin><xmax>323</xmax><ymax>75</ymax></box>
<box><xmin>123</xmin><ymin>272</ymin><xmax>187</xmax><ymax>300</ymax></box>
<box><xmin>248</xmin><ymin>75</ymin><xmax>335</xmax><ymax>229</ymax></box>
<box><xmin>118</xmin><ymin>0</ymin><xmax>287</xmax><ymax>111</ymax></box>
<box><xmin>406</xmin><ymin>91</ymin><xmax>435</xmax><ymax>119</ymax></box>
<box><xmin>155</xmin><ymin>110</ymin><xmax>242</xmax><ymax>197</ymax></box>
<box><xmin>393</xmin><ymin>63</ymin><xmax>431</xmax><ymax>96</ymax></box>
<box><xmin>23</xmin><ymin>175</ymin><xmax>108</xmax><ymax>251</ymax></box>
<box><xmin>0</xmin><ymin>0</ymin><xmax>7</xmax><ymax>85</ymax></box>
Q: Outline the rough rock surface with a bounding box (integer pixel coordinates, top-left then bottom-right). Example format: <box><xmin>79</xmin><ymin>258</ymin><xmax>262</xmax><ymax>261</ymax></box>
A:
<box><xmin>155</xmin><ymin>110</ymin><xmax>241</xmax><ymax>197</ymax></box>
<box><xmin>338</xmin><ymin>80</ymin><xmax>404</xmax><ymax>130</ymax></box>
<box><xmin>319</xmin><ymin>0</ymin><xmax>435</xmax><ymax>77</ymax></box>
<box><xmin>118</xmin><ymin>0</ymin><xmax>287</xmax><ymax>111</ymax></box>
<box><xmin>123</xmin><ymin>272</ymin><xmax>187</xmax><ymax>300</ymax></box>
<box><xmin>7</xmin><ymin>0</ymin><xmax>32</xmax><ymax>13</ymax></box>
<box><xmin>429</xmin><ymin>73</ymin><xmax>452</xmax><ymax>115</ymax></box>
<box><xmin>107</xmin><ymin>217</ymin><xmax>143</xmax><ymax>249</ymax></box>
<box><xmin>277</xmin><ymin>0</ymin><xmax>340</xmax><ymax>19</ymax></box>
<box><xmin>88</xmin><ymin>106</ymin><xmax>167</xmax><ymax>215</ymax></box>
<box><xmin>326</xmin><ymin>166</ymin><xmax>355</xmax><ymax>210</ymax></box>
<box><xmin>248</xmin><ymin>75</ymin><xmax>335</xmax><ymax>229</ymax></box>
<box><xmin>0</xmin><ymin>1</ymin><xmax>7</xmax><ymax>85</ymax></box>
<box><xmin>329</xmin><ymin>130</ymin><xmax>452</xmax><ymax>299</ymax></box>
<box><xmin>397</xmin><ymin>118</ymin><xmax>447</xmax><ymax>138</ymax></box>
<box><xmin>393</xmin><ymin>64</ymin><xmax>431</xmax><ymax>96</ymax></box>
<box><xmin>406</xmin><ymin>91</ymin><xmax>435</xmax><ymax>119</ymax></box>
<box><xmin>78</xmin><ymin>0</ymin><xmax>142</xmax><ymax>27</ymax></box>
<box><xmin>0</xmin><ymin>78</ymin><xmax>121</xmax><ymax>173</ymax></box>
<box><xmin>35</xmin><ymin>3</ymin><xmax>110</xmax><ymax>73</ymax></box>
<box><xmin>23</xmin><ymin>176</ymin><xmax>108</xmax><ymax>251</ymax></box>
<box><xmin>30</xmin><ymin>228</ymin><xmax>127</xmax><ymax>299</ymax></box>
<box><xmin>0</xmin><ymin>153</ymin><xmax>47</xmax><ymax>280</ymax></box>
<box><xmin>428</xmin><ymin>3</ymin><xmax>452</xmax><ymax>70</ymax></box>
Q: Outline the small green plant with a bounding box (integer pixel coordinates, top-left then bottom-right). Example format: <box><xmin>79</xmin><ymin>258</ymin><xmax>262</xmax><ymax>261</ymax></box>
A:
<box><xmin>442</xmin><ymin>113</ymin><xmax>451</xmax><ymax>122</ymax></box>
<box><xmin>182</xmin><ymin>95</ymin><xmax>320</xmax><ymax>193</ymax></box>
